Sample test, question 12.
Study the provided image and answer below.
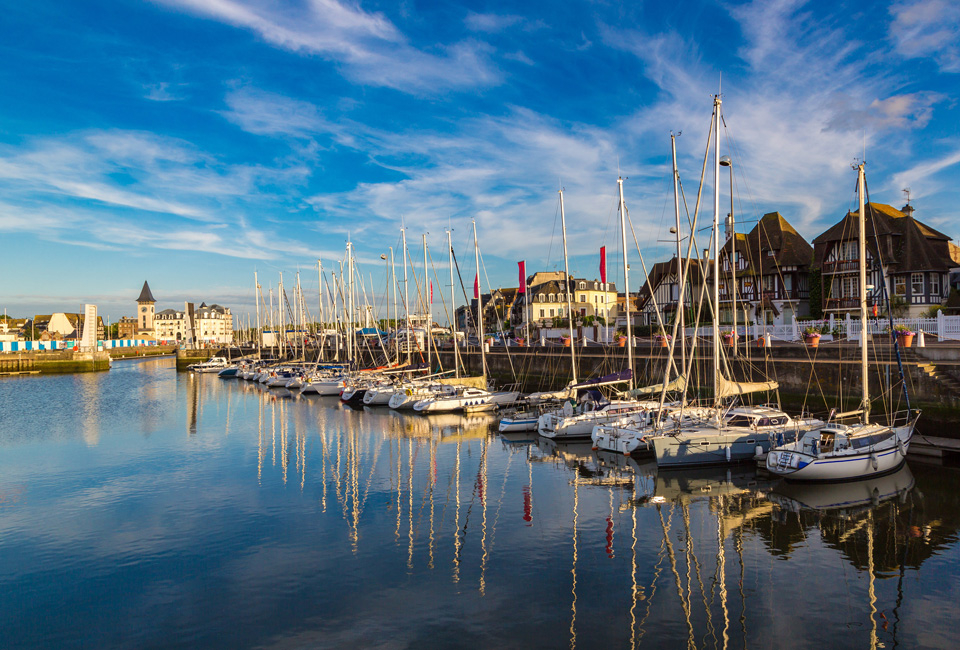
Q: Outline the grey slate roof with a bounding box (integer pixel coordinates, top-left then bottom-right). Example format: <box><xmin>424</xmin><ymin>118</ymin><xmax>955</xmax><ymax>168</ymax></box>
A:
<box><xmin>137</xmin><ymin>281</ymin><xmax>156</xmax><ymax>303</ymax></box>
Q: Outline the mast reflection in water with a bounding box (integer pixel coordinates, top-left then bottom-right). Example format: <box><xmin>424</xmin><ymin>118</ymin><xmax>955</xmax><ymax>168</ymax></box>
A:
<box><xmin>0</xmin><ymin>358</ymin><xmax>958</xmax><ymax>649</ymax></box>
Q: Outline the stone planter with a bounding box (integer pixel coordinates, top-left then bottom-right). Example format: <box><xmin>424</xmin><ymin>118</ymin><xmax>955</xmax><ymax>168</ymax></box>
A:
<box><xmin>804</xmin><ymin>334</ymin><xmax>821</xmax><ymax>348</ymax></box>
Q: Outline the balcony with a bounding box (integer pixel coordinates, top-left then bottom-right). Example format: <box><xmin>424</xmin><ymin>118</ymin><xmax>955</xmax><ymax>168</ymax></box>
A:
<box><xmin>822</xmin><ymin>260</ymin><xmax>860</xmax><ymax>274</ymax></box>
<box><xmin>824</xmin><ymin>297</ymin><xmax>860</xmax><ymax>310</ymax></box>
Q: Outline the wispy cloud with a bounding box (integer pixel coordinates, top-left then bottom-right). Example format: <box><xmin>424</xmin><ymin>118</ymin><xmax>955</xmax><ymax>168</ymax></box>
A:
<box><xmin>0</xmin><ymin>129</ymin><xmax>325</xmax><ymax>260</ymax></box>
<box><xmin>156</xmin><ymin>0</ymin><xmax>501</xmax><ymax>93</ymax></box>
<box><xmin>464</xmin><ymin>12</ymin><xmax>523</xmax><ymax>33</ymax></box>
<box><xmin>889</xmin><ymin>0</ymin><xmax>960</xmax><ymax>72</ymax></box>
<box><xmin>143</xmin><ymin>81</ymin><xmax>188</xmax><ymax>102</ymax></box>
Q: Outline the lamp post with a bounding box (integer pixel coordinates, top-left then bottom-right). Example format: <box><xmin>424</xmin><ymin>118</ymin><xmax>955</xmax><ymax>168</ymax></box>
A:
<box><xmin>719</xmin><ymin>154</ymin><xmax>737</xmax><ymax>355</ymax></box>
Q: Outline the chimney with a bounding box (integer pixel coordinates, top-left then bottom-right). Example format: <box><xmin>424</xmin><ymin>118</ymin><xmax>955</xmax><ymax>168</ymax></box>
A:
<box><xmin>901</xmin><ymin>203</ymin><xmax>915</xmax><ymax>217</ymax></box>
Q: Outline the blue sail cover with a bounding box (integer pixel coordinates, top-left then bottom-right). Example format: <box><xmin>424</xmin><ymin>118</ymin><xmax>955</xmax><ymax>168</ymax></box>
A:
<box><xmin>572</xmin><ymin>369</ymin><xmax>633</xmax><ymax>388</ymax></box>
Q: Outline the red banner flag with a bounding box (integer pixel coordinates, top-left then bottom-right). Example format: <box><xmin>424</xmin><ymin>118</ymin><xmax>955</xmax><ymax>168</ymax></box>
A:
<box><xmin>474</xmin><ymin>273</ymin><xmax>480</xmax><ymax>299</ymax></box>
<box><xmin>430</xmin><ymin>281</ymin><xmax>433</xmax><ymax>304</ymax></box>
<box><xmin>599</xmin><ymin>246</ymin><xmax>607</xmax><ymax>284</ymax></box>
<box><xmin>518</xmin><ymin>261</ymin><xmax>526</xmax><ymax>293</ymax></box>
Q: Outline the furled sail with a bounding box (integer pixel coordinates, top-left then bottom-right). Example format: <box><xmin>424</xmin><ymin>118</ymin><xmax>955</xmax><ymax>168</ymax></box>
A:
<box><xmin>626</xmin><ymin>375</ymin><xmax>687</xmax><ymax>397</ymax></box>
<box><xmin>716</xmin><ymin>375</ymin><xmax>778</xmax><ymax>398</ymax></box>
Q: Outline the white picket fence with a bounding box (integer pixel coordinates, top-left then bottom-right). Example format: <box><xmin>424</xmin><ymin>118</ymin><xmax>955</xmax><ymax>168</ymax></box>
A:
<box><xmin>682</xmin><ymin>310</ymin><xmax>960</xmax><ymax>342</ymax></box>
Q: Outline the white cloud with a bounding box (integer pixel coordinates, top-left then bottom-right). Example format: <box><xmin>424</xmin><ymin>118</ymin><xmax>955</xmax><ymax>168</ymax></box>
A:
<box><xmin>464</xmin><ymin>12</ymin><xmax>523</xmax><ymax>33</ymax></box>
<box><xmin>156</xmin><ymin>0</ymin><xmax>501</xmax><ymax>93</ymax></box>
<box><xmin>889</xmin><ymin>0</ymin><xmax>960</xmax><ymax>72</ymax></box>
<box><xmin>221</xmin><ymin>86</ymin><xmax>332</xmax><ymax>138</ymax></box>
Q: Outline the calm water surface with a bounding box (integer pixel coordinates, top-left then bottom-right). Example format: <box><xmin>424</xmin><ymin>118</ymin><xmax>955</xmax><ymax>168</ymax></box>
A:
<box><xmin>1</xmin><ymin>357</ymin><xmax>959</xmax><ymax>649</ymax></box>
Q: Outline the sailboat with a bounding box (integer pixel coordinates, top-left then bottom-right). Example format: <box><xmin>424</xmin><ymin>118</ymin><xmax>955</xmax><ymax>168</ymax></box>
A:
<box><xmin>766</xmin><ymin>162</ymin><xmax>919</xmax><ymax>481</ymax></box>
<box><xmin>649</xmin><ymin>93</ymin><xmax>821</xmax><ymax>467</ymax></box>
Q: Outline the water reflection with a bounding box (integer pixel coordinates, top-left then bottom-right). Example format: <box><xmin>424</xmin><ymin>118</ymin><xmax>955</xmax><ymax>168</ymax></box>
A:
<box><xmin>2</xmin><ymin>366</ymin><xmax>960</xmax><ymax>649</ymax></box>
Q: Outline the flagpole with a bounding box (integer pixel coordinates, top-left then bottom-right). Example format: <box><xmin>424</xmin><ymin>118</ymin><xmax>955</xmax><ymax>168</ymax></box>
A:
<box><xmin>522</xmin><ymin>261</ymin><xmax>530</xmax><ymax>346</ymax></box>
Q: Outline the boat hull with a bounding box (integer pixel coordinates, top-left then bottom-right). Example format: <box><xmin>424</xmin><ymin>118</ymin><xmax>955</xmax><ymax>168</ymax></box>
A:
<box><xmin>766</xmin><ymin>425</ymin><xmax>912</xmax><ymax>482</ymax></box>
<box><xmin>653</xmin><ymin>431</ymin><xmax>770</xmax><ymax>467</ymax></box>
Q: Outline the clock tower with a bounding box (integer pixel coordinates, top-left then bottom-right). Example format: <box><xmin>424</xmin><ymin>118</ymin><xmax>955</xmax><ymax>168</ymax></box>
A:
<box><xmin>136</xmin><ymin>281</ymin><xmax>156</xmax><ymax>335</ymax></box>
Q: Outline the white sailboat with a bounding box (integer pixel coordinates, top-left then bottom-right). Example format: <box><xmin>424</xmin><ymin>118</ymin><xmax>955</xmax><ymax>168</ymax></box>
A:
<box><xmin>766</xmin><ymin>162</ymin><xmax>919</xmax><ymax>481</ymax></box>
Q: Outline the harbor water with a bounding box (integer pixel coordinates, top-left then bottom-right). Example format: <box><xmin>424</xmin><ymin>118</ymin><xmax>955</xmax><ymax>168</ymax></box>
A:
<box><xmin>1</xmin><ymin>357</ymin><xmax>959</xmax><ymax>649</ymax></box>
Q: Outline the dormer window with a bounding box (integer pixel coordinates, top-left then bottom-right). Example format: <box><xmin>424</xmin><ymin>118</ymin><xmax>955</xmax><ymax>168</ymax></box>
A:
<box><xmin>579</xmin><ymin>281</ymin><xmax>586</xmax><ymax>290</ymax></box>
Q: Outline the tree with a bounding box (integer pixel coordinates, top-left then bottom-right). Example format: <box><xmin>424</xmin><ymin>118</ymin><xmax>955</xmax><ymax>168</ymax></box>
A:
<box><xmin>808</xmin><ymin>269</ymin><xmax>822</xmax><ymax>319</ymax></box>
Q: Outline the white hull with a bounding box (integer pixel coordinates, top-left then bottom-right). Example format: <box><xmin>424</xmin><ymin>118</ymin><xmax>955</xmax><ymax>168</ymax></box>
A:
<box><xmin>766</xmin><ymin>423</ymin><xmax>913</xmax><ymax>481</ymax></box>
<box><xmin>498</xmin><ymin>415</ymin><xmax>539</xmax><ymax>433</ymax></box>
<box><xmin>363</xmin><ymin>388</ymin><xmax>396</xmax><ymax>405</ymax></box>
<box><xmin>539</xmin><ymin>403</ymin><xmax>650</xmax><ymax>440</ymax></box>
<box><xmin>302</xmin><ymin>380</ymin><xmax>344</xmax><ymax>395</ymax></box>
<box><xmin>592</xmin><ymin>426</ymin><xmax>651</xmax><ymax>455</ymax></box>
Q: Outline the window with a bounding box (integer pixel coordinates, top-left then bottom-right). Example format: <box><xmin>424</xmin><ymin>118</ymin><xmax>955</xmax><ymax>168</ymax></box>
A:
<box><xmin>911</xmin><ymin>273</ymin><xmax>923</xmax><ymax>296</ymax></box>
<box><xmin>930</xmin><ymin>273</ymin><xmax>941</xmax><ymax>298</ymax></box>
<box><xmin>549</xmin><ymin>294</ymin><xmax>555</xmax><ymax>302</ymax></box>
<box><xmin>539</xmin><ymin>309</ymin><xmax>545</xmax><ymax>318</ymax></box>
<box><xmin>549</xmin><ymin>309</ymin><xmax>555</xmax><ymax>317</ymax></box>
<box><xmin>579</xmin><ymin>282</ymin><xmax>585</xmax><ymax>290</ymax></box>
<box><xmin>894</xmin><ymin>277</ymin><xmax>906</xmax><ymax>296</ymax></box>
<box><xmin>842</xmin><ymin>276</ymin><xmax>857</xmax><ymax>298</ymax></box>
<box><xmin>579</xmin><ymin>294</ymin><xmax>586</xmax><ymax>302</ymax></box>
<box><xmin>783</xmin><ymin>275</ymin><xmax>793</xmax><ymax>292</ymax></box>
<box><xmin>538</xmin><ymin>293</ymin><xmax>544</xmax><ymax>302</ymax></box>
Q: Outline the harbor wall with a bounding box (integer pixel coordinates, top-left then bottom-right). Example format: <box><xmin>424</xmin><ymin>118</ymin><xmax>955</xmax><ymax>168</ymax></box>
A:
<box><xmin>0</xmin><ymin>350</ymin><xmax>111</xmax><ymax>374</ymax></box>
<box><xmin>436</xmin><ymin>342</ymin><xmax>960</xmax><ymax>430</ymax></box>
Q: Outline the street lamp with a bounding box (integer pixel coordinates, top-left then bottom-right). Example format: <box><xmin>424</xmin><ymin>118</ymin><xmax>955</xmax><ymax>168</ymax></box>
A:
<box><xmin>719</xmin><ymin>155</ymin><xmax>738</xmax><ymax>353</ymax></box>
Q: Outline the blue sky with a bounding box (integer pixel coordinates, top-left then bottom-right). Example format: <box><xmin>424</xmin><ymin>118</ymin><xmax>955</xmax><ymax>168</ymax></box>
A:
<box><xmin>1</xmin><ymin>0</ymin><xmax>958</xmax><ymax>324</ymax></box>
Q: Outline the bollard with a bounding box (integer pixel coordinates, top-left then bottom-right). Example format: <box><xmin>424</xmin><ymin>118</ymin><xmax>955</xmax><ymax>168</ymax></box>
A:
<box><xmin>918</xmin><ymin>329</ymin><xmax>926</xmax><ymax>348</ymax></box>
<box><xmin>765</xmin><ymin>333</ymin><xmax>772</xmax><ymax>348</ymax></box>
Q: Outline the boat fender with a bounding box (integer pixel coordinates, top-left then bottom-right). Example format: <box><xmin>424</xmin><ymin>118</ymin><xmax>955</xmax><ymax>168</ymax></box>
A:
<box><xmin>755</xmin><ymin>445</ymin><xmax>763</xmax><ymax>458</ymax></box>
<box><xmin>897</xmin><ymin>438</ymin><xmax>906</xmax><ymax>457</ymax></box>
<box><xmin>871</xmin><ymin>454</ymin><xmax>878</xmax><ymax>471</ymax></box>
<box><xmin>725</xmin><ymin>446</ymin><xmax>732</xmax><ymax>462</ymax></box>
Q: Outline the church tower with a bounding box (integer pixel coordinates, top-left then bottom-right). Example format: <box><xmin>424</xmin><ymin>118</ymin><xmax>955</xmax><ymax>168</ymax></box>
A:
<box><xmin>136</xmin><ymin>281</ymin><xmax>156</xmax><ymax>335</ymax></box>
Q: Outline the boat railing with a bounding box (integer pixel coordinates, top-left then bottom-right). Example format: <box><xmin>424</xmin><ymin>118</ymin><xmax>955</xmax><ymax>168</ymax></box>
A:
<box><xmin>889</xmin><ymin>410</ymin><xmax>915</xmax><ymax>427</ymax></box>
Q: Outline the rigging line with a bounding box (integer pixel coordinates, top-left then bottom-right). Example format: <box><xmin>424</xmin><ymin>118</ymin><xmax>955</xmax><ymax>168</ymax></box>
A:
<box><xmin>477</xmin><ymin>247</ymin><xmax>518</xmax><ymax>382</ymax></box>
<box><xmin>864</xmin><ymin>178</ymin><xmax>911</xmax><ymax>417</ymax></box>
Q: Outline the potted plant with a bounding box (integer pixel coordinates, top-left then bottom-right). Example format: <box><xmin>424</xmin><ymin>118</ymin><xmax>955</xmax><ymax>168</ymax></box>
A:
<box><xmin>893</xmin><ymin>324</ymin><xmax>916</xmax><ymax>348</ymax></box>
<box><xmin>655</xmin><ymin>333</ymin><xmax>672</xmax><ymax>348</ymax></box>
<box><xmin>803</xmin><ymin>325</ymin><xmax>821</xmax><ymax>348</ymax></box>
<box><xmin>722</xmin><ymin>330</ymin><xmax>736</xmax><ymax>347</ymax></box>
<box><xmin>561</xmin><ymin>335</ymin><xmax>571</xmax><ymax>347</ymax></box>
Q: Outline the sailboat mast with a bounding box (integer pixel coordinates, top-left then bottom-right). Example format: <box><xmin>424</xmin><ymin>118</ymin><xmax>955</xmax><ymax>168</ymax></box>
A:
<box><xmin>712</xmin><ymin>93</ymin><xmax>722</xmax><ymax>406</ymax></box>
<box><xmin>268</xmin><ymin>286</ymin><xmax>274</xmax><ymax>357</ymax></box>
<box><xmin>448</xmin><ymin>229</ymin><xmax>460</xmax><ymax>379</ymax></box>
<box><xmin>559</xmin><ymin>188</ymin><xmax>578</xmax><ymax>384</ymax></box>
<box><xmin>347</xmin><ymin>241</ymin><xmax>355</xmax><ymax>367</ymax></box>
<box><xmin>296</xmin><ymin>271</ymin><xmax>303</xmax><ymax>360</ymax></box>
<box><xmin>254</xmin><ymin>271</ymin><xmax>262</xmax><ymax>358</ymax></box>
<box><xmin>423</xmin><ymin>233</ymin><xmax>431</xmax><ymax>369</ymax></box>
<box><xmin>317</xmin><ymin>258</ymin><xmax>324</xmax><ymax>361</ymax></box>
<box><xmin>858</xmin><ymin>162</ymin><xmax>870</xmax><ymax>422</ymax></box>
<box><xmin>617</xmin><ymin>177</ymin><xmax>635</xmax><ymax>390</ymax></box>
<box><xmin>671</xmin><ymin>134</ymin><xmax>686</xmax><ymax>373</ymax></box>
<box><xmin>278</xmin><ymin>273</ymin><xmax>286</xmax><ymax>360</ymax></box>
<box><xmin>402</xmin><ymin>227</ymin><xmax>411</xmax><ymax>365</ymax></box>
<box><xmin>390</xmin><ymin>247</ymin><xmax>398</xmax><ymax>364</ymax></box>
<box><xmin>473</xmin><ymin>219</ymin><xmax>487</xmax><ymax>380</ymax></box>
